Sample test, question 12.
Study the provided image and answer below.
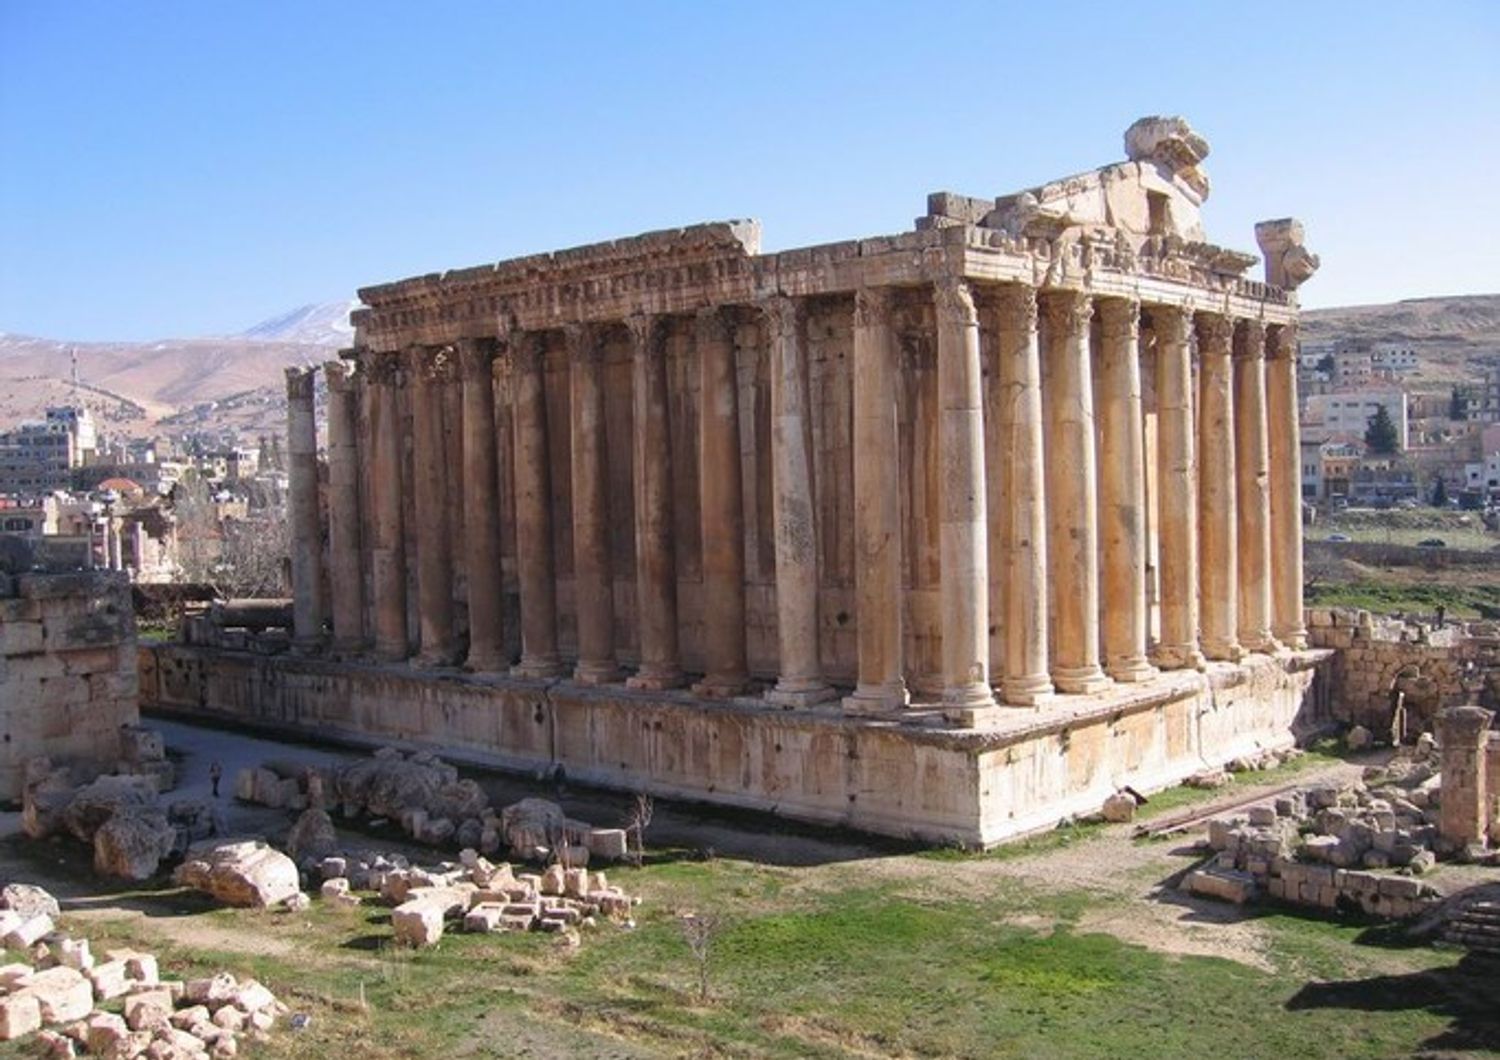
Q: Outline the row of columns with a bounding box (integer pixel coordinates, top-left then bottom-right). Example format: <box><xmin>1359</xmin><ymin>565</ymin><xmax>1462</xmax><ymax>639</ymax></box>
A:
<box><xmin>286</xmin><ymin>279</ymin><xmax>1306</xmax><ymax>715</ymax></box>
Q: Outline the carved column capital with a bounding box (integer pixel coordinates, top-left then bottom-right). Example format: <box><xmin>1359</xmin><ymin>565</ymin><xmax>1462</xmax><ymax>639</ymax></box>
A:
<box><xmin>405</xmin><ymin>344</ymin><xmax>455</xmax><ymax>386</ymax></box>
<box><xmin>993</xmin><ymin>284</ymin><xmax>1038</xmax><ymax>333</ymax></box>
<box><xmin>1266</xmin><ymin>322</ymin><xmax>1297</xmax><ymax>361</ymax></box>
<box><xmin>933</xmin><ymin>277</ymin><xmax>977</xmax><ymax>327</ymax></box>
<box><xmin>560</xmin><ymin>322</ymin><xmax>601</xmax><ymax>365</ymax></box>
<box><xmin>1233</xmin><ymin>318</ymin><xmax>1267</xmax><ymax>362</ymax></box>
<box><xmin>1096</xmin><ymin>297</ymin><xmax>1141</xmax><ymax>343</ymax></box>
<box><xmin>361</xmin><ymin>348</ymin><xmax>403</xmax><ymax>387</ymax></box>
<box><xmin>695</xmin><ymin>305</ymin><xmax>733</xmax><ymax>346</ymax></box>
<box><xmin>759</xmin><ymin>295</ymin><xmax>802</xmax><ymax>342</ymax></box>
<box><xmin>455</xmin><ymin>337</ymin><xmax>497</xmax><ymax>381</ymax></box>
<box><xmin>284</xmin><ymin>365</ymin><xmax>318</xmax><ymax>399</ymax></box>
<box><xmin>324</xmin><ymin>359</ymin><xmax>357</xmax><ymax>393</ymax></box>
<box><xmin>625</xmin><ymin>312</ymin><xmax>659</xmax><ymax>357</ymax></box>
<box><xmin>1193</xmin><ymin>311</ymin><xmax>1233</xmax><ymax>351</ymax></box>
<box><xmin>853</xmin><ymin>287</ymin><xmax>894</xmax><ymax>329</ymax></box>
<box><xmin>1151</xmin><ymin>304</ymin><xmax>1192</xmax><ymax>347</ymax></box>
<box><xmin>508</xmin><ymin>331</ymin><xmax>545</xmax><ymax>374</ymax></box>
<box><xmin>1041</xmin><ymin>289</ymin><xmax>1093</xmax><ymax>335</ymax></box>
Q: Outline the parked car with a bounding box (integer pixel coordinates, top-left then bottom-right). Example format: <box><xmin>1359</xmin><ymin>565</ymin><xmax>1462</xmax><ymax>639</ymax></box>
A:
<box><xmin>1325</xmin><ymin>533</ymin><xmax>1351</xmax><ymax>542</ymax></box>
<box><xmin>1417</xmin><ymin>538</ymin><xmax>1446</xmax><ymax>548</ymax></box>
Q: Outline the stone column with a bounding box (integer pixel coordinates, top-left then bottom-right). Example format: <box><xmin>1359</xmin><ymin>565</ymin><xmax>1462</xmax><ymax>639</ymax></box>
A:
<box><xmin>1436</xmin><ymin>705</ymin><xmax>1494</xmax><ymax>851</ymax></box>
<box><xmin>1096</xmin><ymin>298</ymin><xmax>1156</xmax><ymax>683</ymax></box>
<box><xmin>324</xmin><ymin>359</ymin><xmax>366</xmax><ymax>653</ymax></box>
<box><xmin>693</xmin><ymin>308</ymin><xmax>749</xmax><ymax>697</ymax></box>
<box><xmin>1041</xmin><ymin>292</ymin><xmax>1109</xmax><ymax>694</ymax></box>
<box><xmin>935</xmin><ymin>278</ymin><xmax>997</xmax><ymax>719</ymax></box>
<box><xmin>1196</xmin><ymin>313</ymin><xmax>1241</xmax><ymax>661</ymax></box>
<box><xmin>365</xmin><ymin>350</ymin><xmax>408</xmax><ymax>659</ymax></box>
<box><xmin>285</xmin><ymin>365</ymin><xmax>325</xmax><ymax>650</ymax></box>
<box><xmin>762</xmin><ymin>296</ymin><xmax>835</xmax><ymax>707</ymax></box>
<box><xmin>1233</xmin><ymin>320</ymin><xmax>1278</xmax><ymax>654</ymax></box>
<box><xmin>845</xmin><ymin>287</ymin><xmax>908</xmax><ymax>714</ymax></box>
<box><xmin>992</xmin><ymin>286</ymin><xmax>1052</xmax><ymax>705</ymax></box>
<box><xmin>1266</xmin><ymin>323</ymin><xmax>1308</xmax><ymax>649</ymax></box>
<box><xmin>626</xmin><ymin>314</ymin><xmax>684</xmax><ymax>691</ymax></box>
<box><xmin>567</xmin><ymin>324</ymin><xmax>619</xmax><ymax>685</ymax></box>
<box><xmin>458</xmin><ymin>338</ymin><xmax>507</xmax><ymax>671</ymax></box>
<box><xmin>511</xmin><ymin>332</ymin><xmax>562</xmax><ymax>678</ymax></box>
<box><xmin>1151</xmin><ymin>307</ymin><xmax>1205</xmax><ymax>670</ymax></box>
<box><xmin>408</xmin><ymin>346</ymin><xmax>459</xmax><ymax>665</ymax></box>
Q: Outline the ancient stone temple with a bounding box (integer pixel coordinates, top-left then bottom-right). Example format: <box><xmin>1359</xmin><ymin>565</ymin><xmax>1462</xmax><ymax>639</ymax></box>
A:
<box><xmin>145</xmin><ymin>117</ymin><xmax>1330</xmax><ymax>845</ymax></box>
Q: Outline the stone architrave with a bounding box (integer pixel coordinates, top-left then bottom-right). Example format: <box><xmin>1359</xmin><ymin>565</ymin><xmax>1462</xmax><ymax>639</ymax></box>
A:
<box><xmin>1435</xmin><ymin>705</ymin><xmax>1494</xmax><ymax>849</ymax></box>
<box><xmin>284</xmin><ymin>366</ymin><xmax>324</xmax><ymax>650</ymax></box>
<box><xmin>992</xmin><ymin>285</ymin><xmax>1052</xmax><ymax>706</ymax></box>
<box><xmin>693</xmin><ymin>308</ymin><xmax>750</xmax><ymax>697</ymax></box>
<box><xmin>1151</xmin><ymin>306</ymin><xmax>1204</xmax><ymax>670</ymax></box>
<box><xmin>762</xmin><ymin>296</ymin><xmax>835</xmax><ymax>707</ymax></box>
<box><xmin>457</xmin><ymin>338</ymin><xmax>506</xmax><ymax>671</ymax></box>
<box><xmin>1266</xmin><ymin>323</ymin><xmax>1308</xmax><ymax>649</ymax></box>
<box><xmin>845</xmin><ymin>287</ymin><xmax>908</xmax><ymax>715</ymax></box>
<box><xmin>407</xmin><ymin>346</ymin><xmax>459</xmax><ymax>665</ymax></box>
<box><xmin>1096</xmin><ymin>297</ymin><xmax>1156</xmax><ymax>682</ymax></box>
<box><xmin>324</xmin><ymin>360</ymin><xmax>366</xmax><ymax>653</ymax></box>
<box><xmin>1041</xmin><ymin>292</ymin><xmax>1109</xmax><ymax>694</ymax></box>
<box><xmin>364</xmin><ymin>350</ymin><xmax>408</xmax><ymax>660</ymax></box>
<box><xmin>566</xmin><ymin>324</ymin><xmax>620</xmax><ymax>685</ymax></box>
<box><xmin>1233</xmin><ymin>319</ymin><xmax>1278</xmax><ymax>654</ymax></box>
<box><xmin>1195</xmin><ymin>312</ymin><xmax>1241</xmax><ymax>661</ymax></box>
<box><xmin>510</xmin><ymin>333</ymin><xmax>562</xmax><ymax>678</ymax></box>
<box><xmin>935</xmin><ymin>278</ymin><xmax>997</xmax><ymax>720</ymax></box>
<box><xmin>625</xmin><ymin>314</ymin><xmax>684</xmax><ymax>691</ymax></box>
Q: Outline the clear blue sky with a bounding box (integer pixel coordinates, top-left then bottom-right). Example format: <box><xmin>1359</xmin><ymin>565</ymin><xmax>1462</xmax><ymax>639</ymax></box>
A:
<box><xmin>2</xmin><ymin>1</ymin><xmax>1497</xmax><ymax>341</ymax></box>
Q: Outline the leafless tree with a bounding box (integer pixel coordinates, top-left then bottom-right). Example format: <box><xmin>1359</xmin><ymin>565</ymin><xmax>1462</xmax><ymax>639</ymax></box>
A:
<box><xmin>679</xmin><ymin>912</ymin><xmax>721</xmax><ymax>1004</ymax></box>
<box><xmin>625</xmin><ymin>793</ymin><xmax>654</xmax><ymax>867</ymax></box>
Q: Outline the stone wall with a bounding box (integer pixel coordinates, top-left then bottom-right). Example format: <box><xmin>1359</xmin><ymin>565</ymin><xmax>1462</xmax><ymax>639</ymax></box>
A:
<box><xmin>0</xmin><ymin>572</ymin><xmax>138</xmax><ymax>801</ymax></box>
<box><xmin>1304</xmin><ymin>540</ymin><xmax>1500</xmax><ymax>570</ymax></box>
<box><xmin>1305</xmin><ymin>607</ymin><xmax>1500</xmax><ymax>733</ymax></box>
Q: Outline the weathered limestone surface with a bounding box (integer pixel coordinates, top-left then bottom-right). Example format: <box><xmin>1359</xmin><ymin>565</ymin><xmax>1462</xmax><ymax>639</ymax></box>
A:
<box><xmin>0</xmin><ymin>572</ymin><xmax>138</xmax><ymax>800</ymax></box>
<box><xmin>284</xmin><ymin>367</ymin><xmax>324</xmax><ymax>649</ymax></box>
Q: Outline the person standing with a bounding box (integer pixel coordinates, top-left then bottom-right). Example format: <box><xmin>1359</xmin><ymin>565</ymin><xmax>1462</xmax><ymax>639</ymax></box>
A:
<box><xmin>209</xmin><ymin>760</ymin><xmax>223</xmax><ymax>799</ymax></box>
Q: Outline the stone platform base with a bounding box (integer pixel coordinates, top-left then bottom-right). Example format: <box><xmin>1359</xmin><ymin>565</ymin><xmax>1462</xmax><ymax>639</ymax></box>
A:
<box><xmin>139</xmin><ymin>645</ymin><xmax>1332</xmax><ymax>848</ymax></box>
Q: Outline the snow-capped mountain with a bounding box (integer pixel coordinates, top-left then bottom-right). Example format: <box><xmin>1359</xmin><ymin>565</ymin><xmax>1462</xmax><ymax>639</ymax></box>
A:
<box><xmin>237</xmin><ymin>300</ymin><xmax>359</xmax><ymax>348</ymax></box>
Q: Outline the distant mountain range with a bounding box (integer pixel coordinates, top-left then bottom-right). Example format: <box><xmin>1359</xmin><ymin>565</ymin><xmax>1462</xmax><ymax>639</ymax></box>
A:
<box><xmin>1</xmin><ymin>293</ymin><xmax>1495</xmax><ymax>441</ymax></box>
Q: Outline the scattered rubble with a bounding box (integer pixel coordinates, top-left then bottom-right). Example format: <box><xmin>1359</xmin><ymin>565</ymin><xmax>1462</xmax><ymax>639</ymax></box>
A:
<box><xmin>174</xmin><ymin>840</ymin><xmax>301</xmax><ymax>909</ymax></box>
<box><xmin>0</xmin><ymin>884</ymin><xmax>288</xmax><ymax>1054</ymax></box>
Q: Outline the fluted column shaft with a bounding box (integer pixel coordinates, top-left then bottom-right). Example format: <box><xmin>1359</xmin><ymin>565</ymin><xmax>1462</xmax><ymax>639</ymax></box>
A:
<box><xmin>285</xmin><ymin>366</ymin><xmax>325</xmax><ymax>649</ymax></box>
<box><xmin>1096</xmin><ymin>298</ymin><xmax>1155</xmax><ymax>683</ymax></box>
<box><xmin>993</xmin><ymin>286</ymin><xmax>1052</xmax><ymax>705</ymax></box>
<box><xmin>763</xmin><ymin>296</ymin><xmax>835</xmax><ymax>706</ymax></box>
<box><xmin>626</xmin><ymin>314</ymin><xmax>684</xmax><ymax>691</ymax></box>
<box><xmin>408</xmin><ymin>347</ymin><xmax>458</xmax><ymax>665</ymax></box>
<box><xmin>1234</xmin><ymin>320</ymin><xmax>1277</xmax><ymax>653</ymax></box>
<box><xmin>1042</xmin><ymin>292</ymin><xmax>1109</xmax><ymax>694</ymax></box>
<box><xmin>1152</xmin><ymin>307</ymin><xmax>1205</xmax><ymax>670</ymax></box>
<box><xmin>936</xmin><ymin>279</ymin><xmax>997</xmax><ymax>718</ymax></box>
<box><xmin>1266</xmin><ymin>324</ymin><xmax>1308</xmax><ymax>649</ymax></box>
<box><xmin>568</xmin><ymin>325</ymin><xmax>619</xmax><ymax>685</ymax></box>
<box><xmin>845</xmin><ymin>287</ymin><xmax>908</xmax><ymax>714</ymax></box>
<box><xmin>366</xmin><ymin>351</ymin><xmax>408</xmax><ymax>659</ymax></box>
<box><xmin>324</xmin><ymin>360</ymin><xmax>365</xmax><ymax>652</ymax></box>
<box><xmin>511</xmin><ymin>333</ymin><xmax>563</xmax><ymax>677</ymax></box>
<box><xmin>1196</xmin><ymin>313</ymin><xmax>1241</xmax><ymax>660</ymax></box>
<box><xmin>694</xmin><ymin>308</ymin><xmax>749</xmax><ymax>697</ymax></box>
<box><xmin>458</xmin><ymin>338</ymin><xmax>506</xmax><ymax>671</ymax></box>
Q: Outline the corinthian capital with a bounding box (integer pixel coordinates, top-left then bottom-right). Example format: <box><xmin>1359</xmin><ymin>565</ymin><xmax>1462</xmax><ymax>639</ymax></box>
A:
<box><xmin>1096</xmin><ymin>297</ymin><xmax>1141</xmax><ymax>344</ymax></box>
<box><xmin>323</xmin><ymin>359</ymin><xmax>357</xmax><ymax>393</ymax></box>
<box><xmin>455</xmin><ymin>337</ymin><xmax>497</xmax><ymax>381</ymax></box>
<box><xmin>405</xmin><ymin>344</ymin><xmax>454</xmax><ymax>386</ymax></box>
<box><xmin>933</xmin><ymin>277</ymin><xmax>977</xmax><ymax>327</ymax></box>
<box><xmin>759</xmin><ymin>295</ymin><xmax>801</xmax><ymax>343</ymax></box>
<box><xmin>1232</xmin><ymin>319</ymin><xmax>1267</xmax><ymax>362</ymax></box>
<box><xmin>1041</xmin><ymin>290</ymin><xmax>1093</xmax><ymax>336</ymax></box>
<box><xmin>1266</xmin><ymin>323</ymin><xmax>1298</xmax><ymax>361</ymax></box>
<box><xmin>1193</xmin><ymin>312</ymin><xmax>1233</xmax><ymax>353</ymax></box>
<box><xmin>993</xmin><ymin>284</ymin><xmax>1038</xmax><ymax>334</ymax></box>
<box><xmin>284</xmin><ymin>365</ymin><xmax>317</xmax><ymax>399</ymax></box>
<box><xmin>853</xmin><ymin>287</ymin><xmax>894</xmax><ymax>330</ymax></box>
<box><xmin>1151</xmin><ymin>305</ymin><xmax>1191</xmax><ymax>348</ymax></box>
<box><xmin>625</xmin><ymin>313</ymin><xmax>659</xmax><ymax>357</ymax></box>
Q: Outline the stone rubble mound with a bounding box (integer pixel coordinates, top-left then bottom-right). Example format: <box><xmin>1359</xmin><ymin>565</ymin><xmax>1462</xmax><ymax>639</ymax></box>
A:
<box><xmin>313</xmin><ymin>845</ymin><xmax>640</xmax><ymax>948</ymax></box>
<box><xmin>22</xmin><ymin>751</ymin><xmax>221</xmax><ymax>883</ymax></box>
<box><xmin>0</xmin><ymin>884</ymin><xmax>288</xmax><ymax>1055</ymax></box>
<box><xmin>1183</xmin><ymin>748</ymin><xmax>1452</xmax><ymax>918</ymax></box>
<box><xmin>235</xmin><ymin>749</ymin><xmax>629</xmax><ymax>865</ymax></box>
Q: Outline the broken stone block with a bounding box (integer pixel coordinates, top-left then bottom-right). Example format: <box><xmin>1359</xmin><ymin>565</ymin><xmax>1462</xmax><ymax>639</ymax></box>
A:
<box><xmin>230</xmin><ymin>979</ymin><xmax>276</xmax><ymax>1015</ymax></box>
<box><xmin>1101</xmin><ymin>792</ymin><xmax>1137</xmax><ymax>823</ymax></box>
<box><xmin>320</xmin><ymin>878</ymin><xmax>350</xmax><ymax>899</ymax></box>
<box><xmin>540</xmin><ymin>865</ymin><xmax>565</xmax><ymax>896</ymax></box>
<box><xmin>33</xmin><ymin>1028</ymin><xmax>75</xmax><ymax>1057</ymax></box>
<box><xmin>0</xmin><ymin>962</ymin><xmax>35</xmax><ymax>990</ymax></box>
<box><xmin>233</xmin><ymin>769</ymin><xmax>255</xmax><ymax>802</ymax></box>
<box><xmin>22</xmin><ymin>966</ymin><xmax>95</xmax><ymax>1024</ymax></box>
<box><xmin>563</xmin><ymin>868</ymin><xmax>589</xmax><ymax>899</ymax></box>
<box><xmin>170</xmin><ymin>1005</ymin><xmax>210</xmax><ymax>1030</ymax></box>
<box><xmin>1246</xmin><ymin>805</ymin><xmax>1278</xmax><ymax>828</ymax></box>
<box><xmin>464</xmin><ymin>904</ymin><xmax>505</xmax><ymax>933</ymax></box>
<box><xmin>4</xmin><ymin>912</ymin><xmax>54</xmax><ymax>949</ymax></box>
<box><xmin>585</xmin><ymin>829</ymin><xmax>628</xmax><ymax>862</ymax></box>
<box><xmin>0</xmin><ymin>883</ymin><xmax>60</xmax><ymax>919</ymax></box>
<box><xmin>1184</xmin><ymin>869</ymin><xmax>1257</xmax><ymax>904</ymax></box>
<box><xmin>124</xmin><ymin>987</ymin><xmax>175</xmax><ymax>1030</ymax></box>
<box><xmin>184</xmin><ymin>973</ymin><xmax>238</xmax><ymax>1008</ymax></box>
<box><xmin>0</xmin><ymin>991</ymin><xmax>42</xmax><ymax>1040</ymax></box>
<box><xmin>84</xmin><ymin>1011</ymin><xmax>129</xmax><ymax>1053</ymax></box>
<box><xmin>55</xmin><ymin>938</ymin><xmax>92</xmax><ymax>971</ymax></box>
<box><xmin>392</xmin><ymin>900</ymin><xmax>445</xmax><ymax>947</ymax></box>
<box><xmin>174</xmin><ymin>840</ymin><xmax>301</xmax><ymax>908</ymax></box>
<box><xmin>86</xmin><ymin>960</ymin><xmax>130</xmax><ymax>1000</ymax></box>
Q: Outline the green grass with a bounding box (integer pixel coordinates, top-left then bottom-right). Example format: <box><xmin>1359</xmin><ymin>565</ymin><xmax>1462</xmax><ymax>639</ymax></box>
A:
<box><xmin>1305</xmin><ymin>578</ymin><xmax>1500</xmax><ymax>619</ymax></box>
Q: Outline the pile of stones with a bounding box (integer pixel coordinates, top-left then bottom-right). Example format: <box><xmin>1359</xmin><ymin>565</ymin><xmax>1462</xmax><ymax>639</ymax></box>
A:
<box><xmin>237</xmin><ymin>748</ymin><xmax>630</xmax><ymax>866</ymax></box>
<box><xmin>1184</xmin><ymin>748</ymin><xmax>1451</xmax><ymax>918</ymax></box>
<box><xmin>315</xmin><ymin>846</ymin><xmax>638</xmax><ymax>948</ymax></box>
<box><xmin>0</xmin><ymin>885</ymin><xmax>286</xmax><ymax>1055</ymax></box>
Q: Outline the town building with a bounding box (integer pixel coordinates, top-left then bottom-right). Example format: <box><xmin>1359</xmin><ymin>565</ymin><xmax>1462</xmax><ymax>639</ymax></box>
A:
<box><xmin>1304</xmin><ymin>389</ymin><xmax>1409</xmax><ymax>449</ymax></box>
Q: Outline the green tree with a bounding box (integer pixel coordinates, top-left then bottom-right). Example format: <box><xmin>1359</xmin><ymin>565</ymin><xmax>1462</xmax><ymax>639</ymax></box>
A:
<box><xmin>1449</xmin><ymin>386</ymin><xmax>1465</xmax><ymax>420</ymax></box>
<box><xmin>1365</xmin><ymin>404</ymin><xmax>1399</xmax><ymax>454</ymax></box>
<box><xmin>1431</xmin><ymin>474</ymin><xmax>1448</xmax><ymax>507</ymax></box>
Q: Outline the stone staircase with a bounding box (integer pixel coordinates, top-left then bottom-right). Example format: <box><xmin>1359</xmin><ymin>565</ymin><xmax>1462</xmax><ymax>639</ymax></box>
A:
<box><xmin>1440</xmin><ymin>899</ymin><xmax>1500</xmax><ymax>956</ymax></box>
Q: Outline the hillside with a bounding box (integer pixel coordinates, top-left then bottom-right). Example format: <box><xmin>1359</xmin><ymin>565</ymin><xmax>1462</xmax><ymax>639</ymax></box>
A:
<box><xmin>1301</xmin><ymin>293</ymin><xmax>1500</xmax><ymax>389</ymax></box>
